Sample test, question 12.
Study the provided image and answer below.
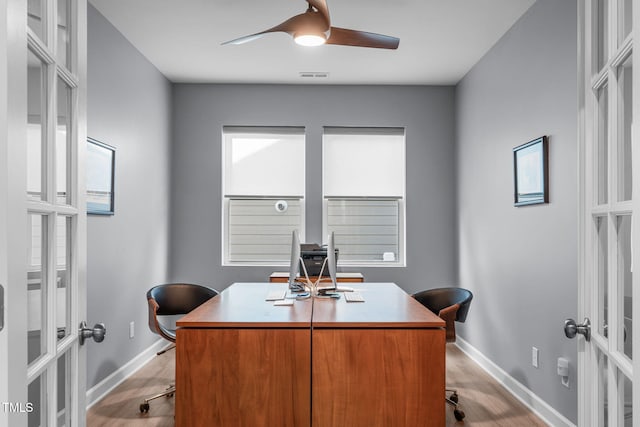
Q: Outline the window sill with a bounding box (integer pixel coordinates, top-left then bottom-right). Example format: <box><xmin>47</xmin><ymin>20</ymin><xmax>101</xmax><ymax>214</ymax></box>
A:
<box><xmin>338</xmin><ymin>262</ymin><xmax>406</xmax><ymax>268</ymax></box>
<box><xmin>223</xmin><ymin>261</ymin><xmax>290</xmax><ymax>268</ymax></box>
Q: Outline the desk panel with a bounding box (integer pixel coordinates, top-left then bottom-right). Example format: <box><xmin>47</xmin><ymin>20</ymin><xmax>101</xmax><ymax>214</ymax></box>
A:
<box><xmin>312</xmin><ymin>328</ymin><xmax>445</xmax><ymax>427</ymax></box>
<box><xmin>176</xmin><ymin>327</ymin><xmax>311</xmax><ymax>427</ymax></box>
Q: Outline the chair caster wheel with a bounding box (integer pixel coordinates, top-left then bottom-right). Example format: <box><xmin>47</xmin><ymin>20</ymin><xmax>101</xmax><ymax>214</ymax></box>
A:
<box><xmin>139</xmin><ymin>403</ymin><xmax>150</xmax><ymax>413</ymax></box>
<box><xmin>454</xmin><ymin>408</ymin><xmax>465</xmax><ymax>421</ymax></box>
<box><xmin>450</xmin><ymin>392</ymin><xmax>459</xmax><ymax>403</ymax></box>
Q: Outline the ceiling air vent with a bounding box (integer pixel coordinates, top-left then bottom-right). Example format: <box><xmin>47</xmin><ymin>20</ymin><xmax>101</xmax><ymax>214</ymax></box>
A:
<box><xmin>299</xmin><ymin>72</ymin><xmax>329</xmax><ymax>79</ymax></box>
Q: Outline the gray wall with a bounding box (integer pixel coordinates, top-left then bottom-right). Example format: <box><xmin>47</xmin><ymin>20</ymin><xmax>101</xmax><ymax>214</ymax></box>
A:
<box><xmin>169</xmin><ymin>84</ymin><xmax>457</xmax><ymax>295</ymax></box>
<box><xmin>455</xmin><ymin>0</ymin><xmax>577</xmax><ymax>422</ymax></box>
<box><xmin>87</xmin><ymin>5</ymin><xmax>172</xmax><ymax>388</ymax></box>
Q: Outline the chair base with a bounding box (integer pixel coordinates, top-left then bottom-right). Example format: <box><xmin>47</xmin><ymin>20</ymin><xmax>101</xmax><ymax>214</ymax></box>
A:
<box><xmin>157</xmin><ymin>344</ymin><xmax>175</xmax><ymax>355</ymax></box>
<box><xmin>446</xmin><ymin>388</ymin><xmax>465</xmax><ymax>421</ymax></box>
<box><xmin>139</xmin><ymin>385</ymin><xmax>175</xmax><ymax>413</ymax></box>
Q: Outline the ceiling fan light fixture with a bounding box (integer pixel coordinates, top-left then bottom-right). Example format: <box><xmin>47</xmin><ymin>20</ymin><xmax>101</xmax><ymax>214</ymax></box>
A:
<box><xmin>294</xmin><ymin>33</ymin><xmax>326</xmax><ymax>46</ymax></box>
<box><xmin>222</xmin><ymin>0</ymin><xmax>399</xmax><ymax>50</ymax></box>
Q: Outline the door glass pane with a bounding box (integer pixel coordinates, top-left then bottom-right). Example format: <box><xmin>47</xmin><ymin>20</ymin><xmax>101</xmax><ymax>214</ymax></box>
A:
<box><xmin>27</xmin><ymin>50</ymin><xmax>46</xmax><ymax>202</ymax></box>
<box><xmin>597</xmin><ymin>0</ymin><xmax>609</xmax><ymax>73</ymax></box>
<box><xmin>56</xmin><ymin>0</ymin><xmax>71</xmax><ymax>69</ymax></box>
<box><xmin>598</xmin><ymin>349</ymin><xmax>609</xmax><ymax>426</ymax></box>
<box><xmin>616</xmin><ymin>215</ymin><xmax>632</xmax><ymax>359</ymax></box>
<box><xmin>597</xmin><ymin>216</ymin><xmax>609</xmax><ymax>338</ymax></box>
<box><xmin>617</xmin><ymin>369</ymin><xmax>633</xmax><ymax>426</ymax></box>
<box><xmin>619</xmin><ymin>0</ymin><xmax>632</xmax><ymax>44</ymax></box>
<box><xmin>28</xmin><ymin>373</ymin><xmax>46</xmax><ymax>427</ymax></box>
<box><xmin>617</xmin><ymin>55</ymin><xmax>632</xmax><ymax>202</ymax></box>
<box><xmin>57</xmin><ymin>216</ymin><xmax>71</xmax><ymax>341</ymax></box>
<box><xmin>57</xmin><ymin>351</ymin><xmax>70</xmax><ymax>427</ymax></box>
<box><xmin>27</xmin><ymin>0</ymin><xmax>45</xmax><ymax>42</ymax></box>
<box><xmin>28</xmin><ymin>214</ymin><xmax>48</xmax><ymax>365</ymax></box>
<box><xmin>597</xmin><ymin>84</ymin><xmax>609</xmax><ymax>205</ymax></box>
<box><xmin>56</xmin><ymin>76</ymin><xmax>71</xmax><ymax>205</ymax></box>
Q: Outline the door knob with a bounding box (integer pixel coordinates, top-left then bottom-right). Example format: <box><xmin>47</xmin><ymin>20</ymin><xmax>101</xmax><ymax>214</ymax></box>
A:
<box><xmin>564</xmin><ymin>318</ymin><xmax>590</xmax><ymax>342</ymax></box>
<box><xmin>79</xmin><ymin>321</ymin><xmax>106</xmax><ymax>345</ymax></box>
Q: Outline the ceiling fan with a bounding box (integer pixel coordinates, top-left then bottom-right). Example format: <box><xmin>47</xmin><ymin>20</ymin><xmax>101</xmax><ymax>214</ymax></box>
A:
<box><xmin>221</xmin><ymin>0</ymin><xmax>399</xmax><ymax>49</ymax></box>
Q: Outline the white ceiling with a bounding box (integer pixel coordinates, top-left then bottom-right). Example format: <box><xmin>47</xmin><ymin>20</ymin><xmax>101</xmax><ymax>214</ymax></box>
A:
<box><xmin>88</xmin><ymin>0</ymin><xmax>536</xmax><ymax>85</ymax></box>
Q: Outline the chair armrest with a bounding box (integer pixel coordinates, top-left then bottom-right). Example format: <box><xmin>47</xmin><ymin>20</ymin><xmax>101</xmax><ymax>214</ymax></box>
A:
<box><xmin>148</xmin><ymin>298</ymin><xmax>161</xmax><ymax>335</ymax></box>
<box><xmin>148</xmin><ymin>298</ymin><xmax>177</xmax><ymax>343</ymax></box>
<box><xmin>438</xmin><ymin>303</ymin><xmax>460</xmax><ymax>343</ymax></box>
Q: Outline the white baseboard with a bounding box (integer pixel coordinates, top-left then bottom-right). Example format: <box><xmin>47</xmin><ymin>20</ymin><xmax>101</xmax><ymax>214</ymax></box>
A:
<box><xmin>455</xmin><ymin>337</ymin><xmax>576</xmax><ymax>427</ymax></box>
<box><xmin>86</xmin><ymin>339</ymin><xmax>168</xmax><ymax>409</ymax></box>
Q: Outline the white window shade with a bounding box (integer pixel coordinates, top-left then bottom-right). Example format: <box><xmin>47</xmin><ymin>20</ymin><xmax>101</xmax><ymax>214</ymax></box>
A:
<box><xmin>223</xmin><ymin>127</ymin><xmax>305</xmax><ymax>197</ymax></box>
<box><xmin>227</xmin><ymin>198</ymin><xmax>302</xmax><ymax>263</ymax></box>
<box><xmin>323</xmin><ymin>128</ymin><xmax>405</xmax><ymax>198</ymax></box>
<box><xmin>327</xmin><ymin>199</ymin><xmax>399</xmax><ymax>263</ymax></box>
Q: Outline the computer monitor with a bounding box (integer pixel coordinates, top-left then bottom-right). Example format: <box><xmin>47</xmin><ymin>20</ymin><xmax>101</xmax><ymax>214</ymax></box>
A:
<box><xmin>326</xmin><ymin>231</ymin><xmax>337</xmax><ymax>288</ymax></box>
<box><xmin>288</xmin><ymin>230</ymin><xmax>301</xmax><ymax>290</ymax></box>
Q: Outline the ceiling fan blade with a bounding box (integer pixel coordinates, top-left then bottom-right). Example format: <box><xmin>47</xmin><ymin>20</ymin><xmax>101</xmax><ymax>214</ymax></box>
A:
<box><xmin>221</xmin><ymin>32</ymin><xmax>270</xmax><ymax>45</ymax></box>
<box><xmin>307</xmin><ymin>0</ymin><xmax>330</xmax><ymax>25</ymax></box>
<box><xmin>221</xmin><ymin>12</ymin><xmax>320</xmax><ymax>45</ymax></box>
<box><xmin>326</xmin><ymin>27</ymin><xmax>399</xmax><ymax>49</ymax></box>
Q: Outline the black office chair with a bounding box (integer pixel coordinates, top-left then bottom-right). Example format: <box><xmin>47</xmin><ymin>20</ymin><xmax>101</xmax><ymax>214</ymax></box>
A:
<box><xmin>139</xmin><ymin>283</ymin><xmax>218</xmax><ymax>413</ymax></box>
<box><xmin>412</xmin><ymin>287</ymin><xmax>473</xmax><ymax>422</ymax></box>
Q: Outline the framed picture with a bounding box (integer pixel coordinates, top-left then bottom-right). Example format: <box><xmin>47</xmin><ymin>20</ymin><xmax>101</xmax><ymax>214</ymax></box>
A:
<box><xmin>513</xmin><ymin>136</ymin><xmax>548</xmax><ymax>206</ymax></box>
<box><xmin>87</xmin><ymin>138</ymin><xmax>115</xmax><ymax>215</ymax></box>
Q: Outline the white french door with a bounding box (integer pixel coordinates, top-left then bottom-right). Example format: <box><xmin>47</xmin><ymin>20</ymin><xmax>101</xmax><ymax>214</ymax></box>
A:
<box><xmin>577</xmin><ymin>0</ymin><xmax>639</xmax><ymax>425</ymax></box>
<box><xmin>0</xmin><ymin>0</ymin><xmax>88</xmax><ymax>426</ymax></box>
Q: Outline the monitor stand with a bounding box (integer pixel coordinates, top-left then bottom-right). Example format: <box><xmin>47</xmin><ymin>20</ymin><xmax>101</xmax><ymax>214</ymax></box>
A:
<box><xmin>314</xmin><ymin>259</ymin><xmax>353</xmax><ymax>293</ymax></box>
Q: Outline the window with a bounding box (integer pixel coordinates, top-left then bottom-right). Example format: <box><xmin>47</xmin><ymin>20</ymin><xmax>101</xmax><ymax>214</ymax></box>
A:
<box><xmin>222</xmin><ymin>127</ymin><xmax>305</xmax><ymax>265</ymax></box>
<box><xmin>323</xmin><ymin>127</ymin><xmax>406</xmax><ymax>266</ymax></box>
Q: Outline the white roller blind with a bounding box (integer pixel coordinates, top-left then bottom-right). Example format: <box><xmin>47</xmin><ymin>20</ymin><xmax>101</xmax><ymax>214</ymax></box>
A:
<box><xmin>327</xmin><ymin>199</ymin><xmax>399</xmax><ymax>263</ymax></box>
<box><xmin>227</xmin><ymin>198</ymin><xmax>302</xmax><ymax>263</ymax></box>
<box><xmin>323</xmin><ymin>128</ymin><xmax>405</xmax><ymax>197</ymax></box>
<box><xmin>223</xmin><ymin>127</ymin><xmax>305</xmax><ymax>197</ymax></box>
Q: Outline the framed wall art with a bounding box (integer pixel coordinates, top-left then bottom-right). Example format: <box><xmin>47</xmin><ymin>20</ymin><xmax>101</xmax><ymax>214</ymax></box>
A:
<box><xmin>87</xmin><ymin>138</ymin><xmax>115</xmax><ymax>215</ymax></box>
<box><xmin>513</xmin><ymin>136</ymin><xmax>548</xmax><ymax>207</ymax></box>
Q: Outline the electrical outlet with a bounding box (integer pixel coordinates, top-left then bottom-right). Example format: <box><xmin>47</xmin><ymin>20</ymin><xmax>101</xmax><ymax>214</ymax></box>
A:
<box><xmin>558</xmin><ymin>357</ymin><xmax>570</xmax><ymax>388</ymax></box>
<box><xmin>129</xmin><ymin>321</ymin><xmax>135</xmax><ymax>339</ymax></box>
<box><xmin>532</xmin><ymin>347</ymin><xmax>539</xmax><ymax>368</ymax></box>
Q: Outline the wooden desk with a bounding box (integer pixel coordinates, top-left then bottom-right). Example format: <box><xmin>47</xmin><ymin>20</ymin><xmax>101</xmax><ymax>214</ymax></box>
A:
<box><xmin>176</xmin><ymin>282</ymin><xmax>445</xmax><ymax>427</ymax></box>
<box><xmin>312</xmin><ymin>283</ymin><xmax>446</xmax><ymax>426</ymax></box>
<box><xmin>269</xmin><ymin>271</ymin><xmax>364</xmax><ymax>283</ymax></box>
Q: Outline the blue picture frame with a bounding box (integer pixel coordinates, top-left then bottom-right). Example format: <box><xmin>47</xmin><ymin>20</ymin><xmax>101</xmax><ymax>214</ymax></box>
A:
<box><xmin>513</xmin><ymin>136</ymin><xmax>548</xmax><ymax>207</ymax></box>
<box><xmin>87</xmin><ymin>138</ymin><xmax>115</xmax><ymax>215</ymax></box>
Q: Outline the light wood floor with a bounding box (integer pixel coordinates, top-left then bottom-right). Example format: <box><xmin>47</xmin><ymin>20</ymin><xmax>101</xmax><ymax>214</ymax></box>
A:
<box><xmin>87</xmin><ymin>344</ymin><xmax>549</xmax><ymax>426</ymax></box>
